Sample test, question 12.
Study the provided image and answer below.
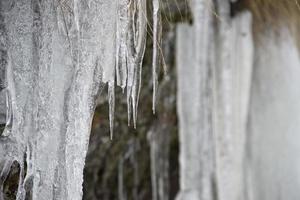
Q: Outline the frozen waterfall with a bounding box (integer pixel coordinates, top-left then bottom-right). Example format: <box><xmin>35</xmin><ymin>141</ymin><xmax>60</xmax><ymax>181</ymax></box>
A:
<box><xmin>0</xmin><ymin>0</ymin><xmax>158</xmax><ymax>199</ymax></box>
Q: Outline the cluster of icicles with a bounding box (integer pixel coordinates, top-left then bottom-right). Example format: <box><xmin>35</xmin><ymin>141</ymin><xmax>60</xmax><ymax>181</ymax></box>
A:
<box><xmin>108</xmin><ymin>0</ymin><xmax>161</xmax><ymax>139</ymax></box>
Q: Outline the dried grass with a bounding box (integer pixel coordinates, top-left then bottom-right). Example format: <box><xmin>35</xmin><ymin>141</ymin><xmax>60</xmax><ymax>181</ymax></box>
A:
<box><xmin>242</xmin><ymin>0</ymin><xmax>300</xmax><ymax>46</ymax></box>
<box><xmin>245</xmin><ymin>0</ymin><xmax>300</xmax><ymax>33</ymax></box>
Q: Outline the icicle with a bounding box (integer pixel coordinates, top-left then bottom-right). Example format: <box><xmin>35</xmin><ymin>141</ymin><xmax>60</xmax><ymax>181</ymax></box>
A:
<box><xmin>152</xmin><ymin>0</ymin><xmax>161</xmax><ymax>114</ymax></box>
<box><xmin>108</xmin><ymin>81</ymin><xmax>115</xmax><ymax>140</ymax></box>
<box><xmin>176</xmin><ymin>0</ymin><xmax>215</xmax><ymax>198</ymax></box>
<box><xmin>214</xmin><ymin>9</ymin><xmax>253</xmax><ymax>200</ymax></box>
<box><xmin>109</xmin><ymin>0</ymin><xmax>147</xmax><ymax>129</ymax></box>
<box><xmin>127</xmin><ymin>85</ymin><xmax>133</xmax><ymax>126</ymax></box>
<box><xmin>2</xmin><ymin>89</ymin><xmax>12</xmax><ymax>137</ymax></box>
<box><xmin>116</xmin><ymin>0</ymin><xmax>129</xmax><ymax>89</ymax></box>
<box><xmin>126</xmin><ymin>0</ymin><xmax>147</xmax><ymax>128</ymax></box>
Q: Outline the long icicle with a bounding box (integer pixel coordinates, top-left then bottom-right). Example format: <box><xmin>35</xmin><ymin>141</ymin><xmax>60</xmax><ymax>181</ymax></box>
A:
<box><xmin>152</xmin><ymin>0</ymin><xmax>161</xmax><ymax>114</ymax></box>
<box><xmin>126</xmin><ymin>0</ymin><xmax>147</xmax><ymax>128</ymax></box>
<box><xmin>108</xmin><ymin>80</ymin><xmax>115</xmax><ymax>140</ymax></box>
<box><xmin>116</xmin><ymin>0</ymin><xmax>129</xmax><ymax>89</ymax></box>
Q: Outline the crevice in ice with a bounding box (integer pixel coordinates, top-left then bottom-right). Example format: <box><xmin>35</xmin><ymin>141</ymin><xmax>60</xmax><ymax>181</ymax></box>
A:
<box><xmin>0</xmin><ymin>159</ymin><xmax>30</xmax><ymax>200</ymax></box>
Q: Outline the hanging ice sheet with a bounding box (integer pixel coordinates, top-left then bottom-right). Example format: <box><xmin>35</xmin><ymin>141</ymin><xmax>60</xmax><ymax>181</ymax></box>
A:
<box><xmin>0</xmin><ymin>0</ymin><xmax>154</xmax><ymax>199</ymax></box>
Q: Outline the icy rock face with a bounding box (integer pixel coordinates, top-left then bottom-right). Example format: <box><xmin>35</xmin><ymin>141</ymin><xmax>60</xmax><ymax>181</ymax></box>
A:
<box><xmin>247</xmin><ymin>29</ymin><xmax>300</xmax><ymax>200</ymax></box>
<box><xmin>0</xmin><ymin>0</ymin><xmax>150</xmax><ymax>199</ymax></box>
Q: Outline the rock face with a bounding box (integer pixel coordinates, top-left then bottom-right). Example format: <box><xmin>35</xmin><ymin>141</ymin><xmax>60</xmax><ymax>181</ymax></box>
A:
<box><xmin>176</xmin><ymin>21</ymin><xmax>214</xmax><ymax>200</ymax></box>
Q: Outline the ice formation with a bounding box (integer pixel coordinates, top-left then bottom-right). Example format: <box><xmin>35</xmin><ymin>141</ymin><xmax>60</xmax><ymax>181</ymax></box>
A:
<box><xmin>176</xmin><ymin>1</ymin><xmax>215</xmax><ymax>198</ymax></box>
<box><xmin>0</xmin><ymin>0</ymin><xmax>159</xmax><ymax>199</ymax></box>
<box><xmin>152</xmin><ymin>0</ymin><xmax>161</xmax><ymax>114</ymax></box>
<box><xmin>214</xmin><ymin>11</ymin><xmax>253</xmax><ymax>200</ymax></box>
<box><xmin>176</xmin><ymin>0</ymin><xmax>253</xmax><ymax>199</ymax></box>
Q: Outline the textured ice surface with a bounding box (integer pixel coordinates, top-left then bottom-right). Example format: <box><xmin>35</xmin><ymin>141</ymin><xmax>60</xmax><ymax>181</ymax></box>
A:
<box><xmin>0</xmin><ymin>0</ymin><xmax>151</xmax><ymax>199</ymax></box>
